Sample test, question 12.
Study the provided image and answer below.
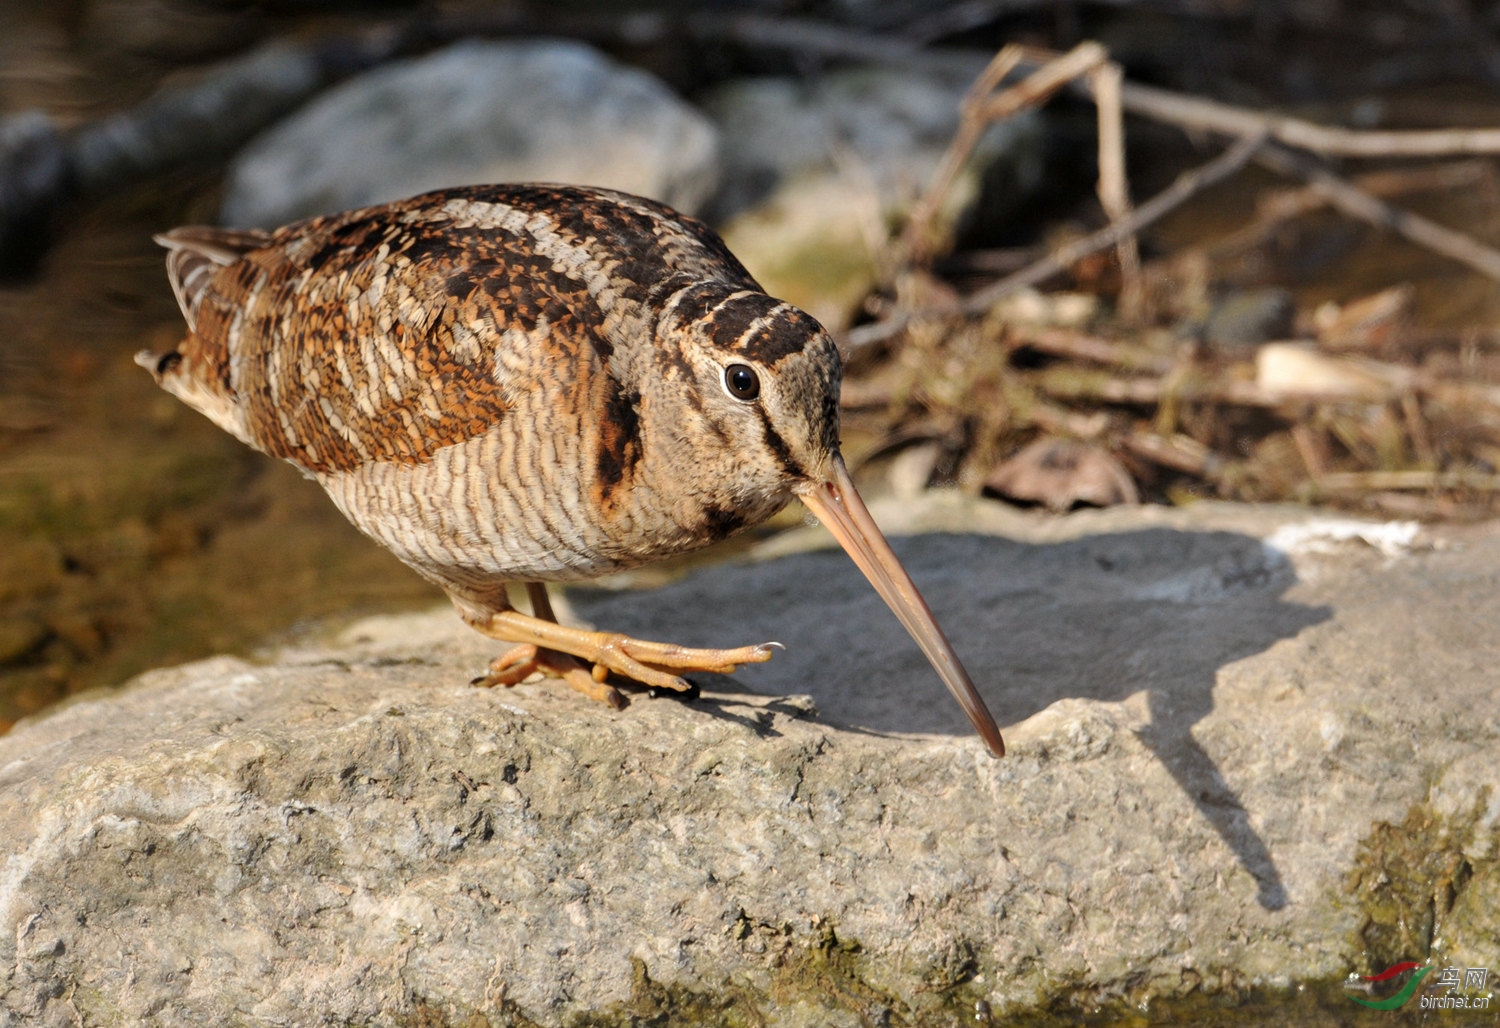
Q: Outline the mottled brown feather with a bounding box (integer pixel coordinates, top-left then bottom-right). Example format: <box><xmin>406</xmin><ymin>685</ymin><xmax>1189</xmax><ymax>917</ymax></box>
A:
<box><xmin>159</xmin><ymin>184</ymin><xmax>763</xmax><ymax>476</ymax></box>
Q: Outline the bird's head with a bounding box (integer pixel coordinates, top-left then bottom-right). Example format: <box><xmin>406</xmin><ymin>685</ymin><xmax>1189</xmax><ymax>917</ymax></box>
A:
<box><xmin>646</xmin><ymin>283</ymin><xmax>843</xmax><ymax>523</ymax></box>
<box><xmin>649</xmin><ymin>284</ymin><xmax>1005</xmax><ymax>758</ymax></box>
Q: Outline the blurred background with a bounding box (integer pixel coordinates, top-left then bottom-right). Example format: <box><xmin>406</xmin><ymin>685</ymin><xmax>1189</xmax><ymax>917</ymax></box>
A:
<box><xmin>3</xmin><ymin>0</ymin><xmax>1500</xmax><ymax>731</ymax></box>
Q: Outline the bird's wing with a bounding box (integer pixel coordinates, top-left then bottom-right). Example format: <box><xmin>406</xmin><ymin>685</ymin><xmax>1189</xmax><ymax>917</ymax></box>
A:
<box><xmin>155</xmin><ymin>226</ymin><xmax>273</xmax><ymax>332</ymax></box>
<box><xmin>152</xmin><ymin>185</ymin><xmax>761</xmax><ymax>478</ymax></box>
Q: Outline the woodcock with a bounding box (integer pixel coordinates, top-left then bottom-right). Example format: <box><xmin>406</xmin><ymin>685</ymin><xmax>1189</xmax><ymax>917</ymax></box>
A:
<box><xmin>140</xmin><ymin>184</ymin><xmax>1005</xmax><ymax>757</ymax></box>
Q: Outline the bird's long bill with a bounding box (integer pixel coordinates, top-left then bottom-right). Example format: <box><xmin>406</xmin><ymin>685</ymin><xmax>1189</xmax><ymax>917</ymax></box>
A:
<box><xmin>795</xmin><ymin>455</ymin><xmax>1005</xmax><ymax>757</ymax></box>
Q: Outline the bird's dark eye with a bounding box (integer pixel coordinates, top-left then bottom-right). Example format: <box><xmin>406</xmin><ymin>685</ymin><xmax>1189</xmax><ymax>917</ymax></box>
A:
<box><xmin>723</xmin><ymin>363</ymin><xmax>760</xmax><ymax>401</ymax></box>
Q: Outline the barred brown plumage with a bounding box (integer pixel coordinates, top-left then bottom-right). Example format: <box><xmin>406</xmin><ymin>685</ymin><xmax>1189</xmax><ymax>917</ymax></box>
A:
<box><xmin>140</xmin><ymin>183</ymin><xmax>1004</xmax><ymax>757</ymax></box>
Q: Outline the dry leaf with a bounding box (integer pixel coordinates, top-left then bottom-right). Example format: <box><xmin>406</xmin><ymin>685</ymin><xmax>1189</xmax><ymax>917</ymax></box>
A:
<box><xmin>984</xmin><ymin>438</ymin><xmax>1139</xmax><ymax>511</ymax></box>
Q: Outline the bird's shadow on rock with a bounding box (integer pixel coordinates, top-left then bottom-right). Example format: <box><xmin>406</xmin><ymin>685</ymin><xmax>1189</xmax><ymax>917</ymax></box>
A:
<box><xmin>569</xmin><ymin>526</ymin><xmax>1331</xmax><ymax>912</ymax></box>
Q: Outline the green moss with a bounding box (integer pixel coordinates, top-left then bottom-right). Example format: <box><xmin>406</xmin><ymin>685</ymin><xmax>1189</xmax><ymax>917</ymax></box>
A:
<box><xmin>384</xmin><ymin>973</ymin><xmax>1411</xmax><ymax>1028</ymax></box>
<box><xmin>1345</xmin><ymin>788</ymin><xmax>1497</xmax><ymax>973</ymax></box>
<box><xmin>566</xmin><ymin>958</ymin><xmax>764</xmax><ymax>1028</ymax></box>
<box><xmin>333</xmin><ymin>912</ymin><xmax>1474</xmax><ymax>1028</ymax></box>
<box><xmin>579</xmin><ymin>923</ymin><xmax>1002</xmax><ymax>1027</ymax></box>
<box><xmin>378</xmin><ymin>998</ymin><xmax>540</xmax><ymax>1028</ymax></box>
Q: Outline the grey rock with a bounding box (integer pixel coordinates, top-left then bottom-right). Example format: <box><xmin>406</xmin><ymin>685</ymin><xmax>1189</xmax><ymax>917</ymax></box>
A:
<box><xmin>1203</xmin><ymin>287</ymin><xmax>1297</xmax><ymax>349</ymax></box>
<box><xmin>703</xmin><ymin>68</ymin><xmax>1040</xmax><ymax>225</ymax></box>
<box><xmin>0</xmin><ymin>111</ymin><xmax>68</xmax><ymax>265</ymax></box>
<box><xmin>220</xmin><ymin>39</ymin><xmax>721</xmax><ymax>228</ymax></box>
<box><xmin>700</xmin><ymin>68</ymin><xmax>1043</xmax><ymax>329</ymax></box>
<box><xmin>2</xmin><ymin>500</ymin><xmax>1498</xmax><ymax>1024</ymax></box>
<box><xmin>0</xmin><ymin>35</ymin><xmax>404</xmax><ymax>273</ymax></box>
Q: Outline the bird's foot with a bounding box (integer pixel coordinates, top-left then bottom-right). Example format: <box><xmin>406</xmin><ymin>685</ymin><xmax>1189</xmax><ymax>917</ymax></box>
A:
<box><xmin>472</xmin><ymin>643</ymin><xmax>626</xmax><ymax>709</ymax></box>
<box><xmin>472</xmin><ymin>610</ymin><xmax>780</xmax><ymax>697</ymax></box>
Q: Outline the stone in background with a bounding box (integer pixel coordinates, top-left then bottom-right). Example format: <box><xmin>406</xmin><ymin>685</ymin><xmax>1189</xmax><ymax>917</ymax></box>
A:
<box><xmin>702</xmin><ymin>68</ymin><xmax>1043</xmax><ymax>328</ymax></box>
<box><xmin>220</xmin><ymin>39</ymin><xmax>722</xmax><ymax>228</ymax></box>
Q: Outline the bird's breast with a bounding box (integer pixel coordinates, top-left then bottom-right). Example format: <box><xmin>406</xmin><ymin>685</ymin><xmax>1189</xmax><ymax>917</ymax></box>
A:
<box><xmin>317</xmin><ymin>408</ymin><xmax>765</xmax><ymax>588</ymax></box>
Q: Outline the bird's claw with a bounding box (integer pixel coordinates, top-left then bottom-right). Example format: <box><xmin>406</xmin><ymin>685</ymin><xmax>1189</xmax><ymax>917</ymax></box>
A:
<box><xmin>472</xmin><ymin>609</ymin><xmax>781</xmax><ymax>707</ymax></box>
<box><xmin>587</xmin><ymin>635</ymin><xmax>778</xmax><ymax>690</ymax></box>
<box><xmin>474</xmin><ymin>644</ymin><xmax>541</xmax><ymax>686</ymax></box>
<box><xmin>473</xmin><ymin>643</ymin><xmax>625</xmax><ymax>708</ymax></box>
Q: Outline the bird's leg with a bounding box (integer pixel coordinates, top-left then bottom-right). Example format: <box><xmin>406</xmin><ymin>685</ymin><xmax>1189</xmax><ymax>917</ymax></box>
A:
<box><xmin>524</xmin><ymin>581</ymin><xmax>560</xmax><ymax>622</ymax></box>
<box><xmin>464</xmin><ymin>590</ymin><xmax>778</xmax><ymax>697</ymax></box>
<box><xmin>472</xmin><ymin>583</ymin><xmax>626</xmax><ymax>709</ymax></box>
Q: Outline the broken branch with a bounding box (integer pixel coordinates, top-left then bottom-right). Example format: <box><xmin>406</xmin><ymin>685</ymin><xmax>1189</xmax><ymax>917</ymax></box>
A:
<box><xmin>898</xmin><ymin>42</ymin><xmax>1107</xmax><ymax>265</ymax></box>
<box><xmin>1253</xmin><ymin>143</ymin><xmax>1500</xmax><ymax>282</ymax></box>
<box><xmin>845</xmin><ymin>132</ymin><xmax>1267</xmax><ymax>351</ymax></box>
<box><xmin>1115</xmin><ymin>79</ymin><xmax>1500</xmax><ymax>158</ymax></box>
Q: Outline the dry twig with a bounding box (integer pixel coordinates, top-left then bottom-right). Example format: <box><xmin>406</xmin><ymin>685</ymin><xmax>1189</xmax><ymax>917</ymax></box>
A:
<box><xmin>1089</xmin><ymin>60</ymin><xmax>1143</xmax><ymax>319</ymax></box>
<box><xmin>1121</xmin><ymin>431</ymin><xmax>1224</xmax><ymax>479</ymax></box>
<box><xmin>898</xmin><ymin>42</ymin><xmax>1107</xmax><ymax>265</ymax></box>
<box><xmin>843</xmin><ymin>131</ymin><xmax>1268</xmax><ymax>351</ymax></box>
<box><xmin>1114</xmin><ymin>80</ymin><xmax>1500</xmax><ymax>159</ymax></box>
<box><xmin>1007</xmin><ymin>326</ymin><xmax>1175</xmax><ymax>375</ymax></box>
<box><xmin>1253</xmin><ymin>143</ymin><xmax>1500</xmax><ymax>282</ymax></box>
<box><xmin>846</xmin><ymin>128</ymin><xmax>1266</xmax><ymax>354</ymax></box>
<box><xmin>1318</xmin><ymin>470</ymin><xmax>1500</xmax><ymax>492</ymax></box>
<box><xmin>958</xmin><ymin>130</ymin><xmax>1266</xmax><ymax>311</ymax></box>
<box><xmin>1209</xmin><ymin>160</ymin><xmax>1497</xmax><ymax>269</ymax></box>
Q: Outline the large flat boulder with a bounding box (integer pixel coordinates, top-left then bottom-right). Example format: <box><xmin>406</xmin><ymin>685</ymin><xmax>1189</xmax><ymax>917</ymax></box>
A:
<box><xmin>220</xmin><ymin>39</ymin><xmax>721</xmax><ymax>229</ymax></box>
<box><xmin>2</xmin><ymin>500</ymin><xmax>1496</xmax><ymax>1025</ymax></box>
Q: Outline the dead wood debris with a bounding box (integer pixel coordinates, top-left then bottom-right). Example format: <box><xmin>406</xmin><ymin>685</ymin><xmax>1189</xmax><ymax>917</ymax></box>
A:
<box><xmin>843</xmin><ymin>43</ymin><xmax>1500</xmax><ymax>520</ymax></box>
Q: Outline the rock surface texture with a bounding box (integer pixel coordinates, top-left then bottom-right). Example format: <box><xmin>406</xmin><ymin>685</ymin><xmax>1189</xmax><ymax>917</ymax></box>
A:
<box><xmin>2</xmin><ymin>500</ymin><xmax>1497</xmax><ymax>1025</ymax></box>
<box><xmin>220</xmin><ymin>39</ymin><xmax>721</xmax><ymax>229</ymax></box>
